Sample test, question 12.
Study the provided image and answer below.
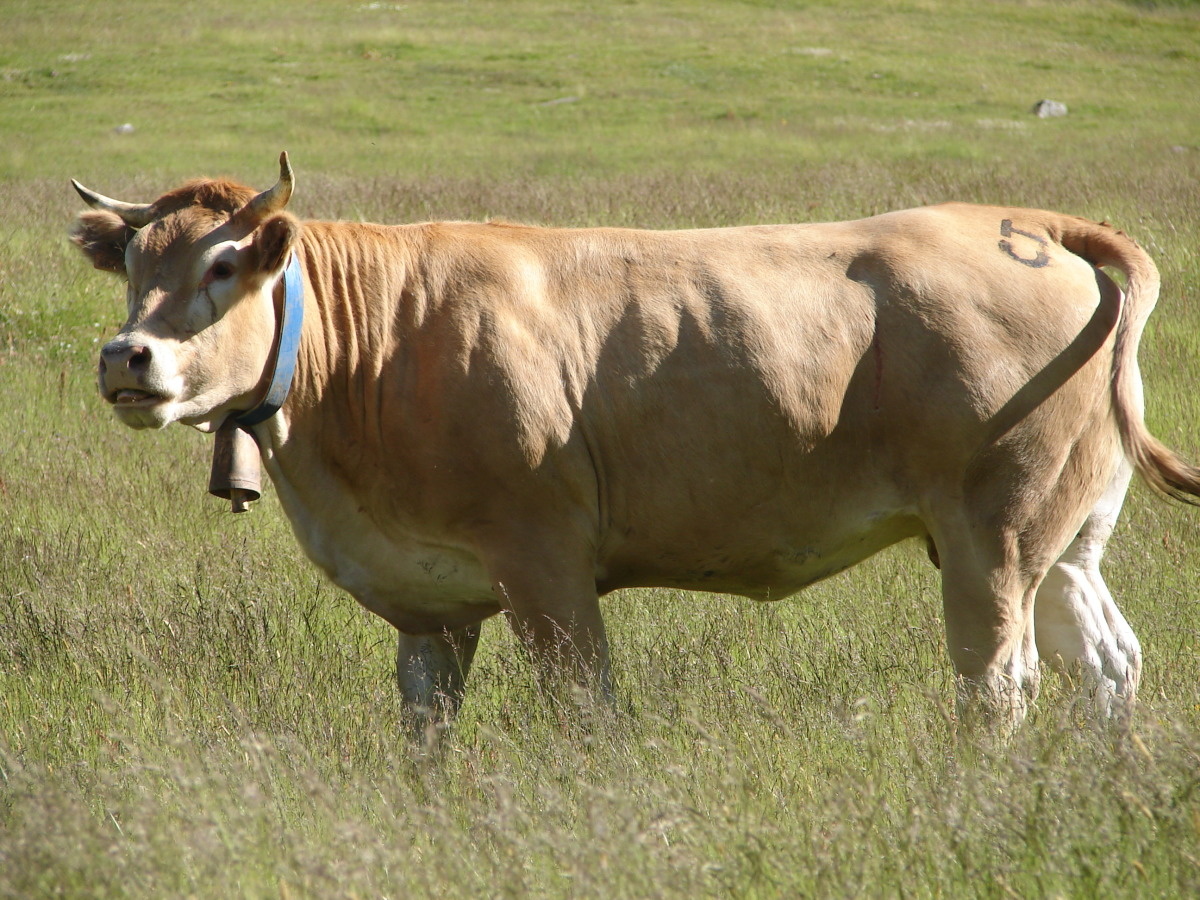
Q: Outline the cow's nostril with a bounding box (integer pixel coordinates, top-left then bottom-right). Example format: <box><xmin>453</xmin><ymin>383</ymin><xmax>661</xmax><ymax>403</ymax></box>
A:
<box><xmin>128</xmin><ymin>346</ymin><xmax>151</xmax><ymax>373</ymax></box>
<box><xmin>100</xmin><ymin>341</ymin><xmax>154</xmax><ymax>376</ymax></box>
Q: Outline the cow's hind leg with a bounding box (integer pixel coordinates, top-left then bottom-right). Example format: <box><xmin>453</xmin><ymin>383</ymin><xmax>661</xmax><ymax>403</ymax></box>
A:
<box><xmin>397</xmin><ymin>624</ymin><xmax>482</xmax><ymax>738</ymax></box>
<box><xmin>933</xmin><ymin>474</ymin><xmax>1098</xmax><ymax>733</ymax></box>
<box><xmin>934</xmin><ymin>432</ymin><xmax>1128</xmax><ymax>735</ymax></box>
<box><xmin>1034</xmin><ymin>459</ymin><xmax>1142</xmax><ymax>718</ymax></box>
<box><xmin>935</xmin><ymin>523</ymin><xmax>1043</xmax><ymax>737</ymax></box>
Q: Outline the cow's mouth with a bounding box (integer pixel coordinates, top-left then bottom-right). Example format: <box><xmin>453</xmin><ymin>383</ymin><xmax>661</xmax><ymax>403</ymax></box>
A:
<box><xmin>111</xmin><ymin>388</ymin><xmax>165</xmax><ymax>407</ymax></box>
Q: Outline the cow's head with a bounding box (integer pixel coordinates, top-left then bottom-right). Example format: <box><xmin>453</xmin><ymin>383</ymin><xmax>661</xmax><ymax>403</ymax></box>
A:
<box><xmin>71</xmin><ymin>152</ymin><xmax>301</xmax><ymax>432</ymax></box>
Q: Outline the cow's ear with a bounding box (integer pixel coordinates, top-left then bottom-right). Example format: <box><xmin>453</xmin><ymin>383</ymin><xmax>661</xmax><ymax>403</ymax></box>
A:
<box><xmin>250</xmin><ymin>213</ymin><xmax>301</xmax><ymax>276</ymax></box>
<box><xmin>70</xmin><ymin>210</ymin><xmax>134</xmax><ymax>275</ymax></box>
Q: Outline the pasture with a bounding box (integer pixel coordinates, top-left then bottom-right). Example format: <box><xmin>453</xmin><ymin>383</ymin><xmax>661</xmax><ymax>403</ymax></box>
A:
<box><xmin>3</xmin><ymin>0</ymin><xmax>1200</xmax><ymax>896</ymax></box>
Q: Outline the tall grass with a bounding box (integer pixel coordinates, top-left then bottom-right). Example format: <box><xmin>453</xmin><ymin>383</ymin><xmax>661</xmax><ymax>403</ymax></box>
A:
<box><xmin>3</xmin><ymin>1</ymin><xmax>1200</xmax><ymax>897</ymax></box>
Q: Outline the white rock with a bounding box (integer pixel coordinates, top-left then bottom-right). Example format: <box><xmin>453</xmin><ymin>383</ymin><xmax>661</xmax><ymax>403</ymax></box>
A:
<box><xmin>1031</xmin><ymin>99</ymin><xmax>1068</xmax><ymax>118</ymax></box>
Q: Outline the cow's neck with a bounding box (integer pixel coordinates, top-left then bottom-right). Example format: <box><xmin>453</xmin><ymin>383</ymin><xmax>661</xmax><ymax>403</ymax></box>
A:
<box><xmin>257</xmin><ymin>220</ymin><xmax>419</xmax><ymax>491</ymax></box>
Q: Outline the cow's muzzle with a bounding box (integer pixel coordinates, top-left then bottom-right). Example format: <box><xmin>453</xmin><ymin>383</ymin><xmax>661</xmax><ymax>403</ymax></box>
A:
<box><xmin>99</xmin><ymin>340</ymin><xmax>152</xmax><ymax>399</ymax></box>
<box><xmin>98</xmin><ymin>339</ymin><xmax>173</xmax><ymax>421</ymax></box>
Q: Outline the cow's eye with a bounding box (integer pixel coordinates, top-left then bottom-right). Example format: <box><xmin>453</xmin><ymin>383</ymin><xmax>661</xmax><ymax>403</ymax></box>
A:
<box><xmin>209</xmin><ymin>261</ymin><xmax>236</xmax><ymax>281</ymax></box>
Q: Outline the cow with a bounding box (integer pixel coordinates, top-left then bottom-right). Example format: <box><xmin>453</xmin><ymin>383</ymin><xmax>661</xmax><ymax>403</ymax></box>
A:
<box><xmin>70</xmin><ymin>152</ymin><xmax>1200</xmax><ymax>736</ymax></box>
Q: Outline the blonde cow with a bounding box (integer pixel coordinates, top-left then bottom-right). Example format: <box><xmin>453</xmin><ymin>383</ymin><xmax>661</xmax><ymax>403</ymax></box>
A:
<box><xmin>71</xmin><ymin>154</ymin><xmax>1200</xmax><ymax>734</ymax></box>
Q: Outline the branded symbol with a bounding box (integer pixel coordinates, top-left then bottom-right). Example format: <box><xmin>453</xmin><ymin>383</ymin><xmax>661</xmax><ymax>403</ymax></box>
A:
<box><xmin>999</xmin><ymin>219</ymin><xmax>1050</xmax><ymax>268</ymax></box>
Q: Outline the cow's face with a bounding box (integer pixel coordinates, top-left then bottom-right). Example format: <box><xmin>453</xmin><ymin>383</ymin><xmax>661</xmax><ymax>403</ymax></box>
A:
<box><xmin>96</xmin><ymin>211</ymin><xmax>298</xmax><ymax>431</ymax></box>
<box><xmin>72</xmin><ymin>155</ymin><xmax>299</xmax><ymax>432</ymax></box>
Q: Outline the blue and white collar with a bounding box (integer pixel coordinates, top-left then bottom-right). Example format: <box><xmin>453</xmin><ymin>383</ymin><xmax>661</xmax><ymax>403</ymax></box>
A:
<box><xmin>235</xmin><ymin>252</ymin><xmax>304</xmax><ymax>428</ymax></box>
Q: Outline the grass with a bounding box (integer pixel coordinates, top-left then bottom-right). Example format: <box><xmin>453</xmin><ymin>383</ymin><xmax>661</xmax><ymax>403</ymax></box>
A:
<box><xmin>4</xmin><ymin>0</ymin><xmax>1198</xmax><ymax>183</ymax></box>
<box><xmin>3</xmin><ymin>0</ymin><xmax>1200</xmax><ymax>896</ymax></box>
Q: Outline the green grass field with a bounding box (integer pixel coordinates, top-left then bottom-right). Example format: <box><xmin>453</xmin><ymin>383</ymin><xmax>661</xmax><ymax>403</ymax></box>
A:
<box><xmin>3</xmin><ymin>1</ymin><xmax>1200</xmax><ymax>896</ymax></box>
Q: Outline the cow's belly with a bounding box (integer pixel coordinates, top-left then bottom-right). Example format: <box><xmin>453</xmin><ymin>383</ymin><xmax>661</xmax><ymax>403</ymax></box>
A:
<box><xmin>278</xmin><ymin>492</ymin><xmax>500</xmax><ymax>632</ymax></box>
<box><xmin>599</xmin><ymin>509</ymin><xmax>925</xmax><ymax>599</ymax></box>
<box><xmin>324</xmin><ymin>535</ymin><xmax>498</xmax><ymax>632</ymax></box>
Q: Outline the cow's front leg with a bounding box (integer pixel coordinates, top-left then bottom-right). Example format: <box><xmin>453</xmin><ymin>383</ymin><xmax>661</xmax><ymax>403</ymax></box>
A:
<box><xmin>396</xmin><ymin>625</ymin><xmax>481</xmax><ymax>738</ymax></box>
<box><xmin>492</xmin><ymin>570</ymin><xmax>612</xmax><ymax>702</ymax></box>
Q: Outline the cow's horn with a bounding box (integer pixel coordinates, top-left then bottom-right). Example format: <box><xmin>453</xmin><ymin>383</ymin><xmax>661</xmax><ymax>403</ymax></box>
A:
<box><xmin>70</xmin><ymin>180</ymin><xmax>156</xmax><ymax>228</ymax></box>
<box><xmin>241</xmin><ymin>151</ymin><xmax>294</xmax><ymax>222</ymax></box>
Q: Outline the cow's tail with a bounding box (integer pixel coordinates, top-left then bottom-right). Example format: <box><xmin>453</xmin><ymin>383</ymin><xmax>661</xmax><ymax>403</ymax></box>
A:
<box><xmin>1056</xmin><ymin>216</ymin><xmax>1200</xmax><ymax>504</ymax></box>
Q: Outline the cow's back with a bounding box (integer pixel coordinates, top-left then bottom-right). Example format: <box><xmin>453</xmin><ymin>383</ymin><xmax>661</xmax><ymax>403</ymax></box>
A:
<box><xmin>478</xmin><ymin>209</ymin><xmax>1116</xmax><ymax>598</ymax></box>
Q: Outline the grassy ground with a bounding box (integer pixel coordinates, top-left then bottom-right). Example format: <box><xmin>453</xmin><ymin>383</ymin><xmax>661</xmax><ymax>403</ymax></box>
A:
<box><xmin>4</xmin><ymin>0</ymin><xmax>1199</xmax><ymax>183</ymax></box>
<box><xmin>3</xmin><ymin>1</ymin><xmax>1200</xmax><ymax>897</ymax></box>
